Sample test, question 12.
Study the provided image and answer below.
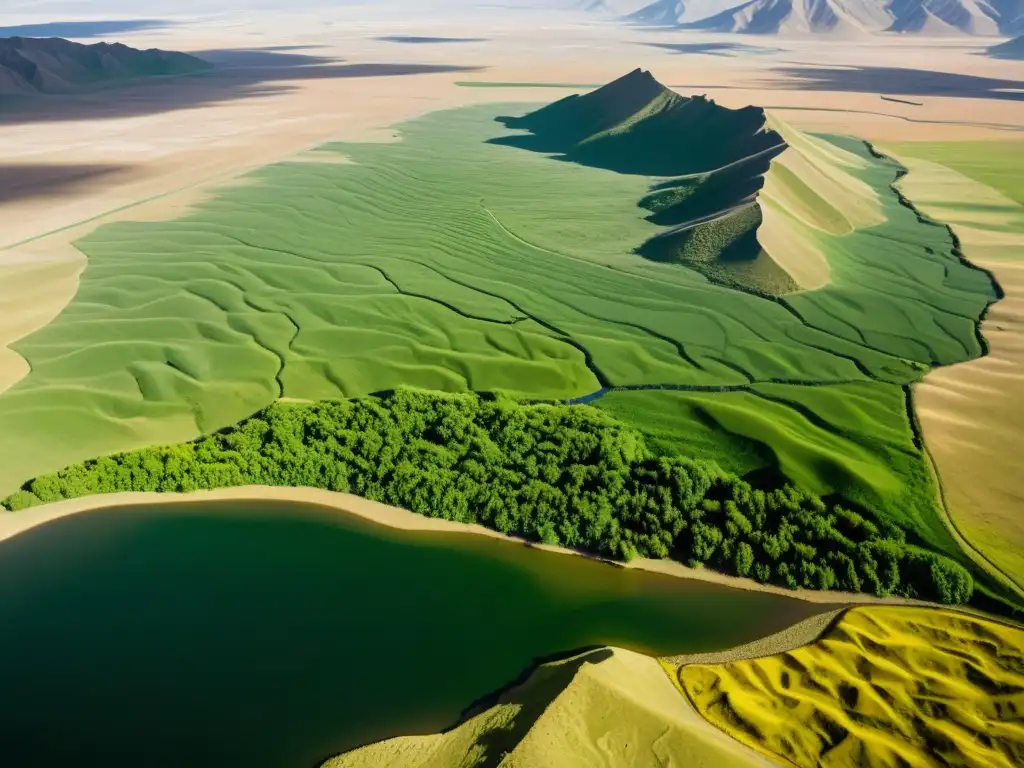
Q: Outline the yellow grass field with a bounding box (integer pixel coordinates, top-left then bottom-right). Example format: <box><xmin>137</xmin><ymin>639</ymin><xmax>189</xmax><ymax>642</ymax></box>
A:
<box><xmin>678</xmin><ymin>606</ymin><xmax>1024</xmax><ymax>768</ymax></box>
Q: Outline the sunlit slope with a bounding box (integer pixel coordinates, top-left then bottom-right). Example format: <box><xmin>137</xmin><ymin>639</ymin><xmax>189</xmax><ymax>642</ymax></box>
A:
<box><xmin>325</xmin><ymin>647</ymin><xmax>775</xmax><ymax>768</ymax></box>
<box><xmin>679</xmin><ymin>606</ymin><xmax>1024</xmax><ymax>768</ymax></box>
<box><xmin>757</xmin><ymin>113</ymin><xmax>884</xmax><ymax>290</ymax></box>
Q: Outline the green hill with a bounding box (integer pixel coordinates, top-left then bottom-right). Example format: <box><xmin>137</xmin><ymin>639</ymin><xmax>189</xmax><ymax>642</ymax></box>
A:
<box><xmin>493</xmin><ymin>67</ymin><xmax>783</xmax><ymax>177</ymax></box>
<box><xmin>0</xmin><ymin>36</ymin><xmax>211</xmax><ymax>95</ymax></box>
<box><xmin>492</xmin><ymin>68</ymin><xmax>792</xmax><ymax>296</ymax></box>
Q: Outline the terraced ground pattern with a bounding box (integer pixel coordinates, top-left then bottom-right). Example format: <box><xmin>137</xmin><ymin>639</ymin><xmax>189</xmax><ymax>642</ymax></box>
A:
<box><xmin>0</xmin><ymin>70</ymin><xmax>1011</xmax><ymax>609</ymax></box>
<box><xmin>679</xmin><ymin>606</ymin><xmax>1024</xmax><ymax>768</ymax></box>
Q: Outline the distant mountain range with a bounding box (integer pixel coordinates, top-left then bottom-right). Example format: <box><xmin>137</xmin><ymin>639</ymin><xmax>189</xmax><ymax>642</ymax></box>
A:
<box><xmin>584</xmin><ymin>0</ymin><xmax>1024</xmax><ymax>34</ymax></box>
<box><xmin>0</xmin><ymin>36</ymin><xmax>210</xmax><ymax>96</ymax></box>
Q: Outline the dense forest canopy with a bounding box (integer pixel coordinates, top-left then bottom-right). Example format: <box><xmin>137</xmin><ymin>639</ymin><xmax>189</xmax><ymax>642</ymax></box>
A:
<box><xmin>4</xmin><ymin>389</ymin><xmax>972</xmax><ymax>605</ymax></box>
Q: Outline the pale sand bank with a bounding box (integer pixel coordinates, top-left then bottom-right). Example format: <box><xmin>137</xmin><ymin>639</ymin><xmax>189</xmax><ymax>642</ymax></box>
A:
<box><xmin>326</xmin><ymin>646</ymin><xmax>776</xmax><ymax>768</ymax></box>
<box><xmin>663</xmin><ymin>608</ymin><xmax>844</xmax><ymax>666</ymax></box>
<box><xmin>0</xmin><ymin>484</ymin><xmax>933</xmax><ymax>609</ymax></box>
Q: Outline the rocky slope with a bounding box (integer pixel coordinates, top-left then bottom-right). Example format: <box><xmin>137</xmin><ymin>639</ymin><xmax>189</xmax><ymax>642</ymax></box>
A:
<box><xmin>0</xmin><ymin>36</ymin><xmax>210</xmax><ymax>96</ymax></box>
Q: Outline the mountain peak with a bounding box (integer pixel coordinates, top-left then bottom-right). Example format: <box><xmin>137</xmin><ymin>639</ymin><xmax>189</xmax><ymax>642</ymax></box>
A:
<box><xmin>492</xmin><ymin>70</ymin><xmax>782</xmax><ymax>177</ymax></box>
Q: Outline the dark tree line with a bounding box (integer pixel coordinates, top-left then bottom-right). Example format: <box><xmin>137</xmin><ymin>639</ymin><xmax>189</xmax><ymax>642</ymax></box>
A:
<box><xmin>3</xmin><ymin>389</ymin><xmax>973</xmax><ymax>604</ymax></box>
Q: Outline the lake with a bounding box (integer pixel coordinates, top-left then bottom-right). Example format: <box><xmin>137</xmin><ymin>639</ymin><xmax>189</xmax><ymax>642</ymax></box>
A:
<box><xmin>0</xmin><ymin>499</ymin><xmax>827</xmax><ymax>767</ymax></box>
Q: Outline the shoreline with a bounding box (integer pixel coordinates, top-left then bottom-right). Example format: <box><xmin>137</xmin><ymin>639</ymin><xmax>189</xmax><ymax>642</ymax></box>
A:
<box><xmin>0</xmin><ymin>484</ymin><xmax>938</xmax><ymax>608</ymax></box>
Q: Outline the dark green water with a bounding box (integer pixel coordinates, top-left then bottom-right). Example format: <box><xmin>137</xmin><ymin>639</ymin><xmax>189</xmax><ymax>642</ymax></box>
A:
<box><xmin>0</xmin><ymin>500</ymin><xmax>827</xmax><ymax>767</ymax></box>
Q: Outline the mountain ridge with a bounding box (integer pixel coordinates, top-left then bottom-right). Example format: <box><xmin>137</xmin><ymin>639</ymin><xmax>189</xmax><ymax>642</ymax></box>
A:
<box><xmin>0</xmin><ymin>36</ymin><xmax>211</xmax><ymax>96</ymax></box>
<box><xmin>492</xmin><ymin>69</ymin><xmax>810</xmax><ymax>295</ymax></box>
<box><xmin>599</xmin><ymin>0</ymin><xmax>1022</xmax><ymax>33</ymax></box>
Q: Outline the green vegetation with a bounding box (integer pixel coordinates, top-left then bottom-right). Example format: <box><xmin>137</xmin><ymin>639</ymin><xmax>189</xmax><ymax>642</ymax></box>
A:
<box><xmin>3</xmin><ymin>389</ymin><xmax>974</xmax><ymax>605</ymax></box>
<box><xmin>0</xmin><ymin>71</ymin><xmax>1009</xmax><ymax>608</ymax></box>
<box><xmin>594</xmin><ymin>382</ymin><xmax>937</xmax><ymax>532</ymax></box>
<box><xmin>885</xmin><ymin>139</ymin><xmax>1024</xmax><ymax>208</ymax></box>
<box><xmin>494</xmin><ymin>69</ymin><xmax>789</xmax><ymax>295</ymax></box>
<box><xmin>494</xmin><ymin>69</ymin><xmax>785</xmax><ymax>176</ymax></box>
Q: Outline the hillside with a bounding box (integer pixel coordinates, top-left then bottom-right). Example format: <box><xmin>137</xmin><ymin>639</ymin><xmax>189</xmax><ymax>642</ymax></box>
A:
<box><xmin>989</xmin><ymin>32</ymin><xmax>1024</xmax><ymax>55</ymax></box>
<box><xmin>683</xmin><ymin>0</ymin><xmax>893</xmax><ymax>35</ymax></box>
<box><xmin>323</xmin><ymin>647</ymin><xmax>771</xmax><ymax>768</ymax></box>
<box><xmin>615</xmin><ymin>0</ymin><xmax>1021</xmax><ymax>33</ymax></box>
<box><xmin>493</xmin><ymin>68</ymin><xmax>868</xmax><ymax>296</ymax></box>
<box><xmin>0</xmin><ymin>36</ymin><xmax>210</xmax><ymax>96</ymax></box>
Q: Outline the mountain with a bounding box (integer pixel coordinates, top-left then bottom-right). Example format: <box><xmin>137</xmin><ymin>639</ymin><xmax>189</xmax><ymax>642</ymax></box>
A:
<box><xmin>0</xmin><ymin>36</ymin><xmax>211</xmax><ymax>96</ymax></box>
<box><xmin>625</xmin><ymin>0</ymin><xmax>689</xmax><ymax>22</ymax></box>
<box><xmin>615</xmin><ymin>0</ymin><xmax>1023</xmax><ymax>33</ymax></box>
<box><xmin>493</xmin><ymin>69</ymin><xmax>885</xmax><ymax>297</ymax></box>
<box><xmin>623</xmin><ymin>0</ymin><xmax>774</xmax><ymax>23</ymax></box>
<box><xmin>681</xmin><ymin>0</ymin><xmax>888</xmax><ymax>34</ymax></box>
<box><xmin>494</xmin><ymin>68</ymin><xmax>784</xmax><ymax>176</ymax></box>
<box><xmin>989</xmin><ymin>32</ymin><xmax>1024</xmax><ymax>53</ymax></box>
<box><xmin>492</xmin><ymin>69</ymin><xmax>804</xmax><ymax>295</ymax></box>
<box><xmin>885</xmin><ymin>0</ymin><xmax>1002</xmax><ymax>34</ymax></box>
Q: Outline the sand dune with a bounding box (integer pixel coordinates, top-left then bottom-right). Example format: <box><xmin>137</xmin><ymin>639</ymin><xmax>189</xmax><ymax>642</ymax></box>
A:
<box><xmin>324</xmin><ymin>646</ymin><xmax>777</xmax><ymax>768</ymax></box>
<box><xmin>680</xmin><ymin>605</ymin><xmax>1024</xmax><ymax>768</ymax></box>
<box><xmin>757</xmin><ymin>112</ymin><xmax>885</xmax><ymax>290</ymax></box>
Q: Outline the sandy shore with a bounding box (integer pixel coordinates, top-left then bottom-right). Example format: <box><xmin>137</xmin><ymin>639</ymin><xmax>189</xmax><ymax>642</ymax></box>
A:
<box><xmin>0</xmin><ymin>483</ymin><xmax>935</xmax><ymax>609</ymax></box>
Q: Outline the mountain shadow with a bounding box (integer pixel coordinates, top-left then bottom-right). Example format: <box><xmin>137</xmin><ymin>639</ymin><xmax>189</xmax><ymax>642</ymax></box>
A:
<box><xmin>0</xmin><ymin>163</ymin><xmax>131</xmax><ymax>204</ymax></box>
<box><xmin>490</xmin><ymin>68</ymin><xmax>794</xmax><ymax>296</ymax></box>
<box><xmin>0</xmin><ymin>44</ymin><xmax>482</xmax><ymax>124</ymax></box>
<box><xmin>771</xmin><ymin>65</ymin><xmax>1024</xmax><ymax>102</ymax></box>
<box><xmin>642</xmin><ymin>41</ymin><xmax>780</xmax><ymax>56</ymax></box>
<box><xmin>375</xmin><ymin>35</ymin><xmax>488</xmax><ymax>44</ymax></box>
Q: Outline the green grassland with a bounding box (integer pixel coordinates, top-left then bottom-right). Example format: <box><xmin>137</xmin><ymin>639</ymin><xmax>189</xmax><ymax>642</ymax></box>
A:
<box><xmin>885</xmin><ymin>140</ymin><xmax>1024</xmax><ymax>208</ymax></box>
<box><xmin>596</xmin><ymin>384</ymin><xmax>938</xmax><ymax>541</ymax></box>
<box><xmin>0</xmin><ymin>75</ymin><xmax>1012</xmax><ymax>608</ymax></box>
